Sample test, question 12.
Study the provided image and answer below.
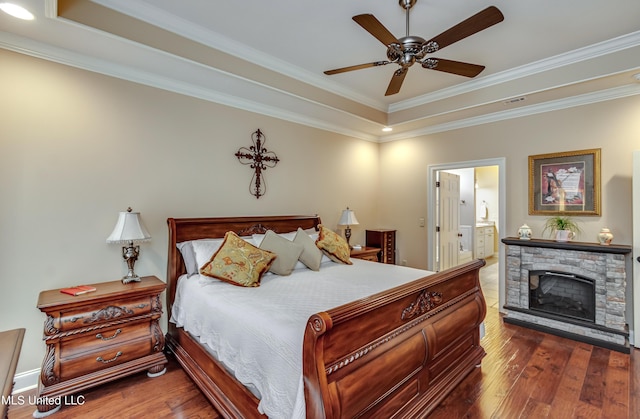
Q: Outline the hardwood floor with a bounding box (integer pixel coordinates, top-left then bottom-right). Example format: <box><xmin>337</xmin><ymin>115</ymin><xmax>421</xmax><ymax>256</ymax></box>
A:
<box><xmin>7</xmin><ymin>360</ymin><xmax>220</xmax><ymax>419</ymax></box>
<box><xmin>8</xmin><ymin>272</ymin><xmax>640</xmax><ymax>418</ymax></box>
<box><xmin>432</xmin><ymin>306</ymin><xmax>640</xmax><ymax>418</ymax></box>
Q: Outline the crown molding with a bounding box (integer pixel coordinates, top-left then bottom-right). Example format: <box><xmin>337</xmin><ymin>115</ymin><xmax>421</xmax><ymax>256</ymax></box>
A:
<box><xmin>389</xmin><ymin>30</ymin><xmax>640</xmax><ymax>113</ymax></box>
<box><xmin>92</xmin><ymin>0</ymin><xmax>387</xmax><ymax>112</ymax></box>
<box><xmin>380</xmin><ymin>84</ymin><xmax>640</xmax><ymax>142</ymax></box>
<box><xmin>0</xmin><ymin>32</ymin><xmax>380</xmax><ymax>142</ymax></box>
<box><xmin>5</xmin><ymin>4</ymin><xmax>640</xmax><ymax>144</ymax></box>
<box><xmin>5</xmin><ymin>30</ymin><xmax>638</xmax><ymax>144</ymax></box>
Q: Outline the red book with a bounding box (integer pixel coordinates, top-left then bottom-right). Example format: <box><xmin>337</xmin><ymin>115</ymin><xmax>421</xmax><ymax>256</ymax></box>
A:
<box><xmin>60</xmin><ymin>285</ymin><xmax>97</xmax><ymax>296</ymax></box>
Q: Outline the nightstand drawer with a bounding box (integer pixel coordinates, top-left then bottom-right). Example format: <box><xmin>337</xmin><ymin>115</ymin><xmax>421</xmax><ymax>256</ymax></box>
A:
<box><xmin>59</xmin><ymin>322</ymin><xmax>150</xmax><ymax>359</ymax></box>
<box><xmin>57</xmin><ymin>296</ymin><xmax>154</xmax><ymax>331</ymax></box>
<box><xmin>59</xmin><ymin>337</ymin><xmax>153</xmax><ymax>380</ymax></box>
<box><xmin>359</xmin><ymin>254</ymin><xmax>379</xmax><ymax>262</ymax></box>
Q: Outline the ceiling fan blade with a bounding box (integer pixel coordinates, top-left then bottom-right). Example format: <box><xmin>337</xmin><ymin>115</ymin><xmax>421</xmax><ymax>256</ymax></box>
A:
<box><xmin>428</xmin><ymin>6</ymin><xmax>504</xmax><ymax>51</ymax></box>
<box><xmin>385</xmin><ymin>68</ymin><xmax>408</xmax><ymax>96</ymax></box>
<box><xmin>353</xmin><ymin>14</ymin><xmax>399</xmax><ymax>46</ymax></box>
<box><xmin>424</xmin><ymin>58</ymin><xmax>485</xmax><ymax>77</ymax></box>
<box><xmin>324</xmin><ymin>61</ymin><xmax>391</xmax><ymax>75</ymax></box>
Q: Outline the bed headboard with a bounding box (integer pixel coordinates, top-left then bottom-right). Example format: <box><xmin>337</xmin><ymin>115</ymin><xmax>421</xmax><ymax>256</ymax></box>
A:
<box><xmin>166</xmin><ymin>215</ymin><xmax>321</xmax><ymax>313</ymax></box>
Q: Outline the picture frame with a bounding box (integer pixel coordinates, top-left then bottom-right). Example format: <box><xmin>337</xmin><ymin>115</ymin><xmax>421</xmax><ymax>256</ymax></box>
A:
<box><xmin>528</xmin><ymin>148</ymin><xmax>601</xmax><ymax>216</ymax></box>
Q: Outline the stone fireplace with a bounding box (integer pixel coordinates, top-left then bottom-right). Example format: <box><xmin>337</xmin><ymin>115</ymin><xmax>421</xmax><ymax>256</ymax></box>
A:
<box><xmin>501</xmin><ymin>237</ymin><xmax>632</xmax><ymax>352</ymax></box>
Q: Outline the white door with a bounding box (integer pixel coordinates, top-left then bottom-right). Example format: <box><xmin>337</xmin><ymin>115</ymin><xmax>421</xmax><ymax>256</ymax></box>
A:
<box><xmin>632</xmin><ymin>151</ymin><xmax>640</xmax><ymax>348</ymax></box>
<box><xmin>437</xmin><ymin>171</ymin><xmax>461</xmax><ymax>271</ymax></box>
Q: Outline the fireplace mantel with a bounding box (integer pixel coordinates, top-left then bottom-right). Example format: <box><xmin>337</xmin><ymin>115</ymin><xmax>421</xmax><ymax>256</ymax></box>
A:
<box><xmin>502</xmin><ymin>237</ymin><xmax>632</xmax><ymax>255</ymax></box>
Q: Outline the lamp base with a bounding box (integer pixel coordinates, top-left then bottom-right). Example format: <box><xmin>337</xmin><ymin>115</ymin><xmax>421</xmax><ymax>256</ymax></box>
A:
<box><xmin>121</xmin><ymin>243</ymin><xmax>142</xmax><ymax>284</ymax></box>
<box><xmin>122</xmin><ymin>273</ymin><xmax>141</xmax><ymax>284</ymax></box>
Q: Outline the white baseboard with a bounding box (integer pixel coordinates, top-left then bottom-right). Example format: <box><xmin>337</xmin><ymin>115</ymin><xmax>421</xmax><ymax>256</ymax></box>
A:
<box><xmin>13</xmin><ymin>369</ymin><xmax>39</xmax><ymax>394</ymax></box>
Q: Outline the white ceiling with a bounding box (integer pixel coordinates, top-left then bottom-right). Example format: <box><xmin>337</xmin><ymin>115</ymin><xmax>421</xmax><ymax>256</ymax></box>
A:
<box><xmin>2</xmin><ymin>0</ymin><xmax>640</xmax><ymax>141</ymax></box>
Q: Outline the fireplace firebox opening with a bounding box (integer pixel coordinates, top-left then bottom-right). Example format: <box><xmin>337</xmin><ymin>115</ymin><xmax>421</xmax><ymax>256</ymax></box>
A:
<box><xmin>529</xmin><ymin>270</ymin><xmax>596</xmax><ymax>323</ymax></box>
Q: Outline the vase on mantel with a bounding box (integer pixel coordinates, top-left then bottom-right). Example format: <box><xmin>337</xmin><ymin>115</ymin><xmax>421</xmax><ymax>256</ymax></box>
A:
<box><xmin>517</xmin><ymin>224</ymin><xmax>532</xmax><ymax>240</ymax></box>
<box><xmin>598</xmin><ymin>228</ymin><xmax>613</xmax><ymax>245</ymax></box>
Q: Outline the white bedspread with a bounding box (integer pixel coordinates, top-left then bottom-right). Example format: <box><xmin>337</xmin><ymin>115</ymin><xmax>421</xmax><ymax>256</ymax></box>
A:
<box><xmin>170</xmin><ymin>259</ymin><xmax>433</xmax><ymax>419</ymax></box>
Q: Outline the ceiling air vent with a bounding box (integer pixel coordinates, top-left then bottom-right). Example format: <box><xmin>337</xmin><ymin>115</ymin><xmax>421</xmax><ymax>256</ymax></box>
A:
<box><xmin>503</xmin><ymin>96</ymin><xmax>526</xmax><ymax>105</ymax></box>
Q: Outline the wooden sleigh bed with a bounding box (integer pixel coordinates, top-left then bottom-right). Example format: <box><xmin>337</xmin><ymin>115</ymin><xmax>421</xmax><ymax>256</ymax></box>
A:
<box><xmin>165</xmin><ymin>215</ymin><xmax>486</xmax><ymax>418</ymax></box>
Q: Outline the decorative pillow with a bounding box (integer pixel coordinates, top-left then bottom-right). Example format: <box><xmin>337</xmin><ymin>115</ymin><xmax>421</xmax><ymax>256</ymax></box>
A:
<box><xmin>258</xmin><ymin>230</ymin><xmax>304</xmax><ymax>276</ymax></box>
<box><xmin>293</xmin><ymin>228</ymin><xmax>323</xmax><ymax>271</ymax></box>
<box><xmin>252</xmin><ymin>231</ymin><xmax>296</xmax><ymax>247</ymax></box>
<box><xmin>200</xmin><ymin>232</ymin><xmax>276</xmax><ymax>287</ymax></box>
<box><xmin>315</xmin><ymin>225</ymin><xmax>352</xmax><ymax>265</ymax></box>
<box><xmin>192</xmin><ymin>236</ymin><xmax>256</xmax><ymax>272</ymax></box>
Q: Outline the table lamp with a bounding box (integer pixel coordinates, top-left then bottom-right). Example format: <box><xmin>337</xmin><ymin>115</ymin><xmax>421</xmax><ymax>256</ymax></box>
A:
<box><xmin>107</xmin><ymin>207</ymin><xmax>151</xmax><ymax>283</ymax></box>
<box><xmin>338</xmin><ymin>207</ymin><xmax>359</xmax><ymax>248</ymax></box>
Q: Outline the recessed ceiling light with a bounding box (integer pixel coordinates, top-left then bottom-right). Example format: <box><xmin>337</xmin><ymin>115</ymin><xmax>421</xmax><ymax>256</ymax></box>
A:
<box><xmin>382</xmin><ymin>127</ymin><xmax>392</xmax><ymax>132</ymax></box>
<box><xmin>0</xmin><ymin>3</ymin><xmax>34</xmax><ymax>20</ymax></box>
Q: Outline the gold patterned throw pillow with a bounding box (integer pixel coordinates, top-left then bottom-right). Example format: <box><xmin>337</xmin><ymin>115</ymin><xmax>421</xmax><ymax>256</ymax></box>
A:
<box><xmin>315</xmin><ymin>225</ymin><xmax>352</xmax><ymax>265</ymax></box>
<box><xmin>200</xmin><ymin>231</ymin><xmax>276</xmax><ymax>287</ymax></box>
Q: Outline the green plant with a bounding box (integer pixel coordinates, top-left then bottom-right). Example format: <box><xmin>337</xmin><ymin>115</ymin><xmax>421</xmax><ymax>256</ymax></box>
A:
<box><xmin>542</xmin><ymin>215</ymin><xmax>582</xmax><ymax>238</ymax></box>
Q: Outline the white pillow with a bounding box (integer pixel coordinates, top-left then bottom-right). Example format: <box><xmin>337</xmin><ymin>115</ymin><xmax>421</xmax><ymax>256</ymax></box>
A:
<box><xmin>176</xmin><ymin>241</ymin><xmax>198</xmax><ymax>275</ymax></box>
<box><xmin>192</xmin><ymin>239</ymin><xmax>226</xmax><ymax>272</ymax></box>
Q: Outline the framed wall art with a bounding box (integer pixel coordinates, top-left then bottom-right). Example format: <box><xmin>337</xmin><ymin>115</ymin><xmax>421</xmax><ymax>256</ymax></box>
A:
<box><xmin>528</xmin><ymin>148</ymin><xmax>601</xmax><ymax>216</ymax></box>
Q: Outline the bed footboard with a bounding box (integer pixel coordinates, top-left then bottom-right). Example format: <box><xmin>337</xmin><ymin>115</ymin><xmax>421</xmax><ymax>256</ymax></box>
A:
<box><xmin>303</xmin><ymin>259</ymin><xmax>486</xmax><ymax>418</ymax></box>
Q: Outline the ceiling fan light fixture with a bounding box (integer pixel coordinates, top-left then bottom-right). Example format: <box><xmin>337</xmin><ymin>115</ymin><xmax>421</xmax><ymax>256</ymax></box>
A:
<box><xmin>324</xmin><ymin>2</ymin><xmax>504</xmax><ymax>95</ymax></box>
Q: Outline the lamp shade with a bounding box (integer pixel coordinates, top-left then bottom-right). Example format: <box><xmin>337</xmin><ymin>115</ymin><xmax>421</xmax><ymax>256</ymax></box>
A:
<box><xmin>106</xmin><ymin>208</ymin><xmax>151</xmax><ymax>243</ymax></box>
<box><xmin>338</xmin><ymin>207</ymin><xmax>359</xmax><ymax>226</ymax></box>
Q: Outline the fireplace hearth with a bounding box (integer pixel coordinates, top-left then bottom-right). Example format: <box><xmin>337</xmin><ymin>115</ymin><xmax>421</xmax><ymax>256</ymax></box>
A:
<box><xmin>502</xmin><ymin>237</ymin><xmax>632</xmax><ymax>353</ymax></box>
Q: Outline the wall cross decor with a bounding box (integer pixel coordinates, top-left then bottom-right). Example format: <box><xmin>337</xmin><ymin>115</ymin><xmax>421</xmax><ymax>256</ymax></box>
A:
<box><xmin>235</xmin><ymin>129</ymin><xmax>280</xmax><ymax>199</ymax></box>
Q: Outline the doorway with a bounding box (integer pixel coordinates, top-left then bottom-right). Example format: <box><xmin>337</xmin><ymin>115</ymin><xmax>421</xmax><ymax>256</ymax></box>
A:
<box><xmin>427</xmin><ymin>158</ymin><xmax>506</xmax><ymax>313</ymax></box>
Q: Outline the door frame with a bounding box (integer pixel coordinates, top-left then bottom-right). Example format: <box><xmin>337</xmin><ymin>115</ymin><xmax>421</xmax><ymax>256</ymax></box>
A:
<box><xmin>632</xmin><ymin>150</ymin><xmax>639</xmax><ymax>347</ymax></box>
<box><xmin>427</xmin><ymin>157</ymin><xmax>507</xmax><ymax>312</ymax></box>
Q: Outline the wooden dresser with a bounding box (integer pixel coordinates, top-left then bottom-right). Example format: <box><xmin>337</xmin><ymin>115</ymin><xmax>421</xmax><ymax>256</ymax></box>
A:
<box><xmin>35</xmin><ymin>276</ymin><xmax>167</xmax><ymax>417</ymax></box>
<box><xmin>0</xmin><ymin>328</ymin><xmax>25</xmax><ymax>418</ymax></box>
<box><xmin>366</xmin><ymin>229</ymin><xmax>396</xmax><ymax>264</ymax></box>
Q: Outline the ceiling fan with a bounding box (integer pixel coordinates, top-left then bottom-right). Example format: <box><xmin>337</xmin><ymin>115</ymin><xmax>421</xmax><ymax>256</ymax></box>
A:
<box><xmin>324</xmin><ymin>1</ymin><xmax>504</xmax><ymax>96</ymax></box>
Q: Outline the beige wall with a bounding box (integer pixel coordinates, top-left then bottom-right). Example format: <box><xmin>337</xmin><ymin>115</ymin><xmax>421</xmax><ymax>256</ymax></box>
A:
<box><xmin>3</xmin><ymin>46</ymin><xmax>640</xmax><ymax>377</ymax></box>
<box><xmin>379</xmin><ymin>95</ymin><xmax>640</xmax><ymax>270</ymax></box>
<box><xmin>0</xmin><ymin>49</ymin><xmax>379</xmax><ymax>373</ymax></box>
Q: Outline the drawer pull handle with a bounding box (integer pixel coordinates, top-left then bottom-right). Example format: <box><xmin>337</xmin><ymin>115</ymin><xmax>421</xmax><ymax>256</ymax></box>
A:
<box><xmin>96</xmin><ymin>329</ymin><xmax>121</xmax><ymax>341</ymax></box>
<box><xmin>96</xmin><ymin>351</ymin><xmax>122</xmax><ymax>364</ymax></box>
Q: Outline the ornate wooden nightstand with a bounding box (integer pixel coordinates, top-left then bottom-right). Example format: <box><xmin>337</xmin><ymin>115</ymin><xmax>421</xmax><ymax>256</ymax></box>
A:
<box><xmin>35</xmin><ymin>276</ymin><xmax>167</xmax><ymax>417</ymax></box>
<box><xmin>350</xmin><ymin>246</ymin><xmax>382</xmax><ymax>262</ymax></box>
